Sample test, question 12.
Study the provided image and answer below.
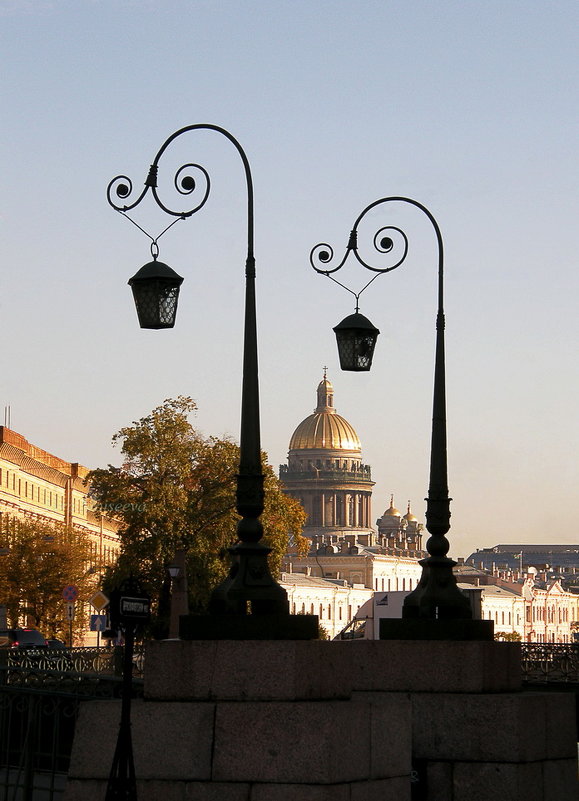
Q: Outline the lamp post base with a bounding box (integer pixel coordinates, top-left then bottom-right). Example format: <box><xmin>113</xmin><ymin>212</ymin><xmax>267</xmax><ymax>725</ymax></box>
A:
<box><xmin>379</xmin><ymin>618</ymin><xmax>494</xmax><ymax>641</ymax></box>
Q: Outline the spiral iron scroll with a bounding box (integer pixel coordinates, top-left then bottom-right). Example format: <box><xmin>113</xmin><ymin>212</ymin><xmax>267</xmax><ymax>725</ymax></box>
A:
<box><xmin>107</xmin><ymin>161</ymin><xmax>211</xmax><ymax>218</ymax></box>
<box><xmin>310</xmin><ymin>200</ymin><xmax>411</xmax><ymax>304</ymax></box>
<box><xmin>310</xmin><ymin>224</ymin><xmax>408</xmax><ymax>277</ymax></box>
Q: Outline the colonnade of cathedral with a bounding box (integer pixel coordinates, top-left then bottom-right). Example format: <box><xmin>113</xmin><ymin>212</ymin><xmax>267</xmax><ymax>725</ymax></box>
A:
<box><xmin>297</xmin><ymin>489</ymin><xmax>372</xmax><ymax>529</ymax></box>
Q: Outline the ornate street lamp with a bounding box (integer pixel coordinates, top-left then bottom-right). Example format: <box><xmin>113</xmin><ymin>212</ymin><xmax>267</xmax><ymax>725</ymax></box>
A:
<box><xmin>311</xmin><ymin>197</ymin><xmax>480</xmax><ymax>627</ymax></box>
<box><xmin>128</xmin><ymin>258</ymin><xmax>183</xmax><ymax>330</ymax></box>
<box><xmin>107</xmin><ymin>125</ymin><xmax>293</xmax><ymax>628</ymax></box>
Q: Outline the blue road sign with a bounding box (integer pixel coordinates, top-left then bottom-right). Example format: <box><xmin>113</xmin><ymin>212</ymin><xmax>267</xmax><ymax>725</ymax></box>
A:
<box><xmin>90</xmin><ymin>614</ymin><xmax>107</xmax><ymax>632</ymax></box>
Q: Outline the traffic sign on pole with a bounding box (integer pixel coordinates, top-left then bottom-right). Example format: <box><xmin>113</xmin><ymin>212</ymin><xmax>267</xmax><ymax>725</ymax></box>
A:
<box><xmin>89</xmin><ymin>591</ymin><xmax>109</xmax><ymax>611</ymax></box>
<box><xmin>62</xmin><ymin>585</ymin><xmax>78</xmax><ymax>602</ymax></box>
<box><xmin>65</xmin><ymin>602</ymin><xmax>75</xmax><ymax>621</ymax></box>
<box><xmin>90</xmin><ymin>614</ymin><xmax>107</xmax><ymax>631</ymax></box>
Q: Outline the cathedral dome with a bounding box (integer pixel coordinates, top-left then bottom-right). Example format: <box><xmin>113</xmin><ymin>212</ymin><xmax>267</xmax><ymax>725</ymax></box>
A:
<box><xmin>288</xmin><ymin>374</ymin><xmax>361</xmax><ymax>452</ymax></box>
<box><xmin>403</xmin><ymin>501</ymin><xmax>417</xmax><ymax>522</ymax></box>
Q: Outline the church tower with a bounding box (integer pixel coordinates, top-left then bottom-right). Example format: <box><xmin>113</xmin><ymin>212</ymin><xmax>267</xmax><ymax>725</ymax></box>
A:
<box><xmin>279</xmin><ymin>372</ymin><xmax>375</xmax><ymax>541</ymax></box>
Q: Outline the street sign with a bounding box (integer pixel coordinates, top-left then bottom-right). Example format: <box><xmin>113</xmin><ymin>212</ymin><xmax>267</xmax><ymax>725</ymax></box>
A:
<box><xmin>90</xmin><ymin>614</ymin><xmax>107</xmax><ymax>632</ymax></box>
<box><xmin>89</xmin><ymin>591</ymin><xmax>109</xmax><ymax>611</ymax></box>
<box><xmin>65</xmin><ymin>602</ymin><xmax>75</xmax><ymax>621</ymax></box>
<box><xmin>62</xmin><ymin>585</ymin><xmax>78</xmax><ymax>602</ymax></box>
<box><xmin>119</xmin><ymin>596</ymin><xmax>150</xmax><ymax>620</ymax></box>
<box><xmin>109</xmin><ymin>578</ymin><xmax>151</xmax><ymax>629</ymax></box>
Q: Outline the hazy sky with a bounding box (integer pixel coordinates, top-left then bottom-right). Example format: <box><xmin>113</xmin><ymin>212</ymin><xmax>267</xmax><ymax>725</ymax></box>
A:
<box><xmin>1</xmin><ymin>1</ymin><xmax>577</xmax><ymax>559</ymax></box>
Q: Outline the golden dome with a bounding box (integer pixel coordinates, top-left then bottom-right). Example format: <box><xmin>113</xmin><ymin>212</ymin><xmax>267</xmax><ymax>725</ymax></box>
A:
<box><xmin>288</xmin><ymin>373</ymin><xmax>361</xmax><ymax>452</ymax></box>
<box><xmin>403</xmin><ymin>501</ymin><xmax>417</xmax><ymax>522</ymax></box>
<box><xmin>289</xmin><ymin>414</ymin><xmax>361</xmax><ymax>451</ymax></box>
<box><xmin>383</xmin><ymin>494</ymin><xmax>401</xmax><ymax>517</ymax></box>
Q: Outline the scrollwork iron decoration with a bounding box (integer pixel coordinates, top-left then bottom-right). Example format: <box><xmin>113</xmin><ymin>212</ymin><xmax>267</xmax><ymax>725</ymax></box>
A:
<box><xmin>310</xmin><ymin>212</ymin><xmax>410</xmax><ymax>313</ymax></box>
<box><xmin>311</xmin><ymin>196</ymin><xmax>472</xmax><ymax>621</ymax></box>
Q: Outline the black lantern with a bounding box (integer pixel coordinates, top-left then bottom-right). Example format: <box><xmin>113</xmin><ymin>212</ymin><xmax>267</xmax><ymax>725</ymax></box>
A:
<box><xmin>333</xmin><ymin>312</ymin><xmax>380</xmax><ymax>371</ymax></box>
<box><xmin>128</xmin><ymin>259</ymin><xmax>184</xmax><ymax>329</ymax></box>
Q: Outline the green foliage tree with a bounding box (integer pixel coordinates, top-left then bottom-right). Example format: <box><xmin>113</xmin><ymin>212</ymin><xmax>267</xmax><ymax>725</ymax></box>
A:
<box><xmin>494</xmin><ymin>631</ymin><xmax>522</xmax><ymax>642</ymax></box>
<box><xmin>88</xmin><ymin>396</ymin><xmax>307</xmax><ymax>633</ymax></box>
<box><xmin>0</xmin><ymin>517</ymin><xmax>94</xmax><ymax>643</ymax></box>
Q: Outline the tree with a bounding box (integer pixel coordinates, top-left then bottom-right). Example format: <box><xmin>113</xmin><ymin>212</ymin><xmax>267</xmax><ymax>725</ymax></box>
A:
<box><xmin>88</xmin><ymin>397</ymin><xmax>307</xmax><ymax>632</ymax></box>
<box><xmin>495</xmin><ymin>631</ymin><xmax>522</xmax><ymax>642</ymax></box>
<box><xmin>0</xmin><ymin>517</ymin><xmax>95</xmax><ymax>643</ymax></box>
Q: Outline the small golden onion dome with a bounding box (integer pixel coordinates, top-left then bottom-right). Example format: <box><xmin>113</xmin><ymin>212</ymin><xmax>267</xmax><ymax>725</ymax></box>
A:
<box><xmin>288</xmin><ymin>372</ymin><xmax>361</xmax><ymax>452</ymax></box>
<box><xmin>383</xmin><ymin>494</ymin><xmax>401</xmax><ymax>517</ymax></box>
<box><xmin>404</xmin><ymin>501</ymin><xmax>417</xmax><ymax>522</ymax></box>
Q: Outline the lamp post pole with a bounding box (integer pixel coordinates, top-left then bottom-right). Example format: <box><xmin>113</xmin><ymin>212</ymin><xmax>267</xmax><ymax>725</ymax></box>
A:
<box><xmin>310</xmin><ymin>197</ymin><xmax>477</xmax><ymax>625</ymax></box>
<box><xmin>167</xmin><ymin>548</ymin><xmax>188</xmax><ymax>639</ymax></box>
<box><xmin>107</xmin><ymin>125</ymin><xmax>288</xmax><ymax>622</ymax></box>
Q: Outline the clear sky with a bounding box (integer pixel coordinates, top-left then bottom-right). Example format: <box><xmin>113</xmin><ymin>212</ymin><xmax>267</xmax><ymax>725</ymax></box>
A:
<box><xmin>1</xmin><ymin>0</ymin><xmax>577</xmax><ymax>559</ymax></box>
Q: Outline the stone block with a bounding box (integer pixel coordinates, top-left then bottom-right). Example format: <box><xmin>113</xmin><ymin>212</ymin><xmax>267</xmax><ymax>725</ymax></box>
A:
<box><xmin>62</xmin><ymin>779</ymin><xmax>107</xmax><ymax>801</ymax></box>
<box><xmin>185</xmin><ymin>783</ymin><xmax>251</xmax><ymax>800</ymax></box>
<box><xmin>329</xmin><ymin>640</ymin><xmax>520</xmax><ymax>694</ymax></box>
<box><xmin>542</xmin><ymin>692</ymin><xmax>578</xmax><ymax>759</ymax></box>
<box><xmin>213</xmin><ymin>700</ymin><xmax>389</xmax><ymax>784</ymax></box>
<box><xmin>145</xmin><ymin>640</ymin><xmax>350</xmax><ymax>701</ymax></box>
<box><xmin>68</xmin><ymin>700</ymin><xmax>214</xmax><ymax>780</ymax></box>
<box><xmin>250</xmin><ymin>784</ymin><xmax>350</xmax><ymax>801</ymax></box>
<box><xmin>136</xmin><ymin>781</ymin><xmax>186</xmax><ymax>801</ymax></box>
<box><xmin>453</xmin><ymin>761</ymin><xmax>543</xmax><ymax>801</ymax></box>
<box><xmin>412</xmin><ymin>691</ymin><xmax>577</xmax><ymax>762</ymax></box>
<box><xmin>424</xmin><ymin>762</ymin><xmax>453</xmax><ymax>801</ymax></box>
<box><xmin>363</xmin><ymin>693</ymin><xmax>412</xmax><ymax>777</ymax></box>
<box><xmin>350</xmin><ymin>777</ymin><xmax>411</xmax><ymax>801</ymax></box>
<box><xmin>543</xmin><ymin>759</ymin><xmax>579</xmax><ymax>801</ymax></box>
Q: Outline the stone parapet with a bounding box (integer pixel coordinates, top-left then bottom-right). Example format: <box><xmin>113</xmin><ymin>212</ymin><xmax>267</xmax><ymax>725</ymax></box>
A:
<box><xmin>145</xmin><ymin>638</ymin><xmax>521</xmax><ymax>701</ymax></box>
<box><xmin>64</xmin><ymin>638</ymin><xmax>577</xmax><ymax>800</ymax></box>
<box><xmin>65</xmin><ymin>693</ymin><xmax>411</xmax><ymax>799</ymax></box>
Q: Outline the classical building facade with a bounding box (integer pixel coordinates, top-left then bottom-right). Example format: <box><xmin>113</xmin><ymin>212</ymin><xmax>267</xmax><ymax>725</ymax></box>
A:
<box><xmin>0</xmin><ymin>426</ymin><xmax>119</xmax><ymax>565</ymax></box>
<box><xmin>0</xmin><ymin>426</ymin><xmax>120</xmax><ymax>641</ymax></box>
<box><xmin>279</xmin><ymin>373</ymin><xmax>374</xmax><ymax>539</ymax></box>
<box><xmin>280</xmin><ymin>571</ymin><xmax>372</xmax><ymax>640</ymax></box>
<box><xmin>456</xmin><ymin>564</ymin><xmax>579</xmax><ymax>643</ymax></box>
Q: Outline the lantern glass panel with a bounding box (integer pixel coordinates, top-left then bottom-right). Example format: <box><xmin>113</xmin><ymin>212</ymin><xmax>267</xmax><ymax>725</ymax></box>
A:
<box><xmin>132</xmin><ymin>280</ymin><xmax>180</xmax><ymax>329</ymax></box>
<box><xmin>335</xmin><ymin>328</ymin><xmax>377</xmax><ymax>371</ymax></box>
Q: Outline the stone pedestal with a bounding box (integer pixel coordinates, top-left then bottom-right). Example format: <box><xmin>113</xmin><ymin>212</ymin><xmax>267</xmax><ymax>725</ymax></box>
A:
<box><xmin>64</xmin><ymin>640</ymin><xmax>578</xmax><ymax>801</ymax></box>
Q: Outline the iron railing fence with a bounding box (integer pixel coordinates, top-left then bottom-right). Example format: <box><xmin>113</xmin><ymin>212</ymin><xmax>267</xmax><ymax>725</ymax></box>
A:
<box><xmin>520</xmin><ymin>642</ymin><xmax>579</xmax><ymax>684</ymax></box>
<box><xmin>0</xmin><ymin>660</ymin><xmax>144</xmax><ymax>801</ymax></box>
<box><xmin>0</xmin><ymin>686</ymin><xmax>78</xmax><ymax>801</ymax></box>
<box><xmin>0</xmin><ymin>645</ymin><xmax>145</xmax><ymax>680</ymax></box>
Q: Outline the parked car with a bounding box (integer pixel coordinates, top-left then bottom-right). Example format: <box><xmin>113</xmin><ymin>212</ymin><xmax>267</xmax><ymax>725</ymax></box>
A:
<box><xmin>46</xmin><ymin>638</ymin><xmax>67</xmax><ymax>649</ymax></box>
<box><xmin>0</xmin><ymin>628</ymin><xmax>48</xmax><ymax>648</ymax></box>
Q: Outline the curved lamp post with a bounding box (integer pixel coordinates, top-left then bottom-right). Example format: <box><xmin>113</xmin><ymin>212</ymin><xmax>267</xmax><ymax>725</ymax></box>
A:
<box><xmin>107</xmin><ymin>124</ymin><xmax>288</xmax><ymax>620</ymax></box>
<box><xmin>311</xmin><ymin>197</ymin><xmax>472</xmax><ymax>622</ymax></box>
